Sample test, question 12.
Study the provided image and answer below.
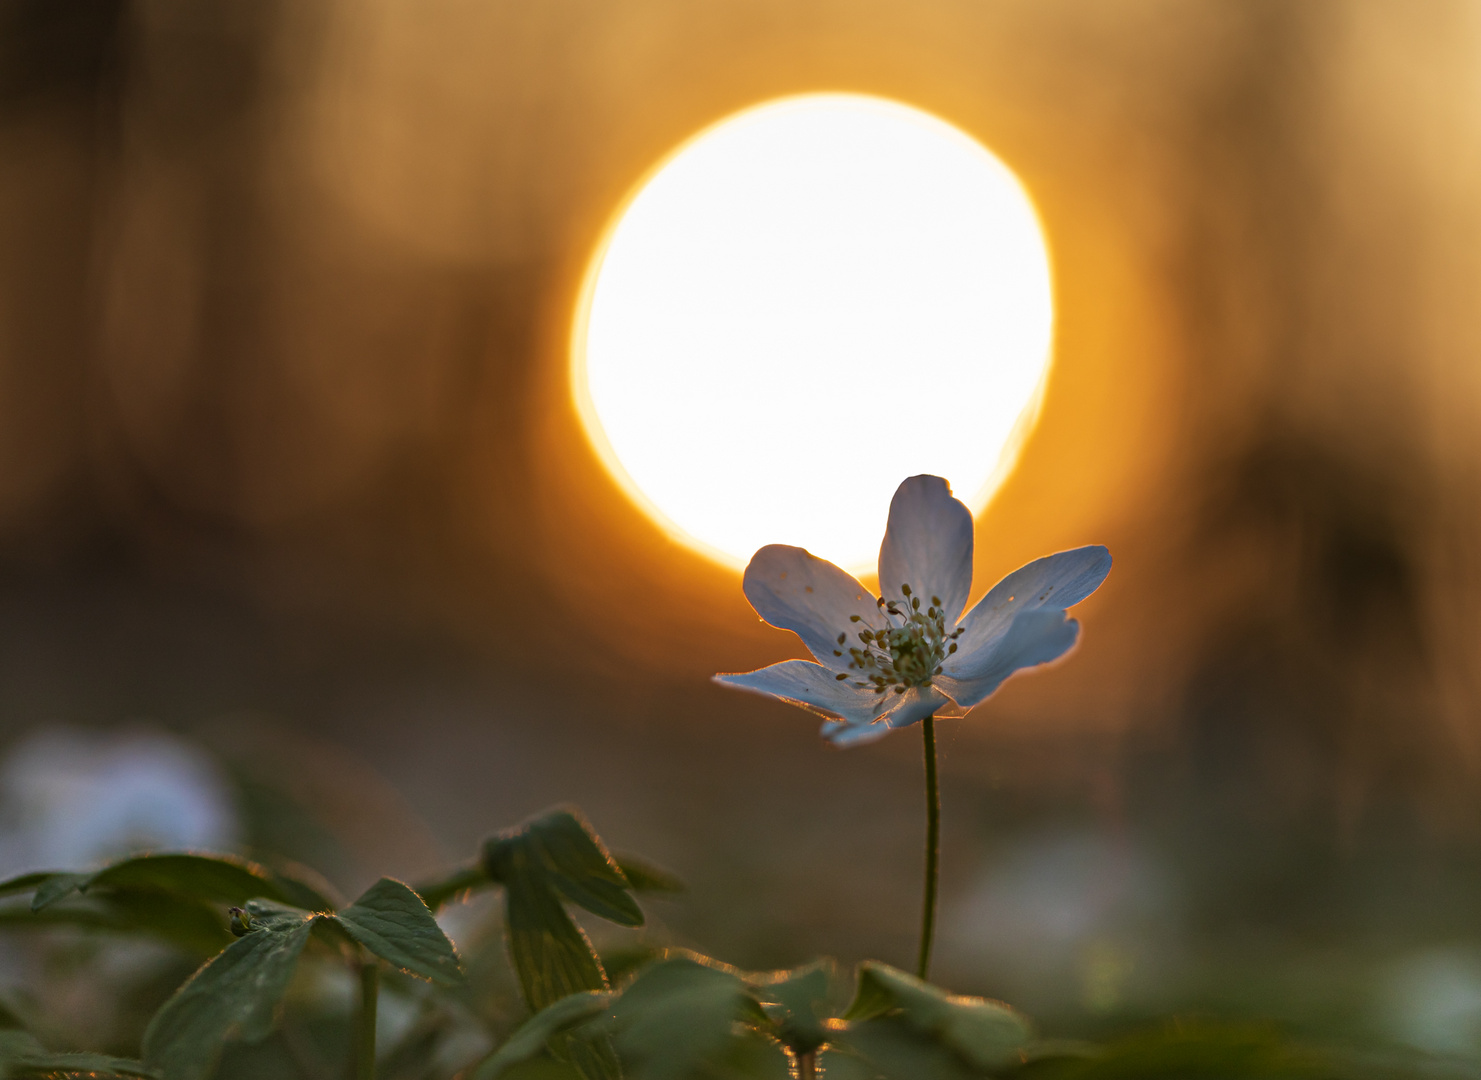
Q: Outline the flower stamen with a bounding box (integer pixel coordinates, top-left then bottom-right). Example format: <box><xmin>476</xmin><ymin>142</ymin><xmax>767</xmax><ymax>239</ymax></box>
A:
<box><xmin>841</xmin><ymin>584</ymin><xmax>964</xmax><ymax>693</ymax></box>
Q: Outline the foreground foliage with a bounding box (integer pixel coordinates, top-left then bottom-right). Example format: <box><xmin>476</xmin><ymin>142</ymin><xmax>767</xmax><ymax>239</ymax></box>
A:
<box><xmin>0</xmin><ymin>805</ymin><xmax>1461</xmax><ymax>1080</ymax></box>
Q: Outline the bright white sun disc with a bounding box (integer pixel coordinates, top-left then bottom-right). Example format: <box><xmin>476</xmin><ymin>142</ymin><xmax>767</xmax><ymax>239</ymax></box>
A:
<box><xmin>574</xmin><ymin>94</ymin><xmax>1054</xmax><ymax>572</ymax></box>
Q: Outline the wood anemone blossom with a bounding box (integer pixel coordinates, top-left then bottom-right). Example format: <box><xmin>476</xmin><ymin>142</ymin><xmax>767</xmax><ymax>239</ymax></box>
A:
<box><xmin>714</xmin><ymin>474</ymin><xmax>1111</xmax><ymax>746</ymax></box>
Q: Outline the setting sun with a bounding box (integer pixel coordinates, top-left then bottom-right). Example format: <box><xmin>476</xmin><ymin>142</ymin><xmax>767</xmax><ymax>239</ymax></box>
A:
<box><xmin>573</xmin><ymin>93</ymin><xmax>1054</xmax><ymax>572</ymax></box>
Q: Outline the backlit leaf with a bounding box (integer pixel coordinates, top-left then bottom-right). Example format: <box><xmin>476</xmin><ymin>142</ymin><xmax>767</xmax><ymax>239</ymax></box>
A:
<box><xmin>497</xmin><ymin>859</ymin><xmax>608</xmax><ymax>1011</ymax></box>
<box><xmin>495</xmin><ymin>1056</ymin><xmax>588</xmax><ymax>1080</ymax></box>
<box><xmin>483</xmin><ymin>808</ymin><xmax>648</xmax><ymax>1011</ymax></box>
<box><xmin>474</xmin><ymin>991</ymin><xmax>614</xmax><ymax>1080</ymax></box>
<box><xmin>562</xmin><ymin>1034</ymin><xmax>623</xmax><ymax>1080</ymax></box>
<box><xmin>81</xmin><ymin>853</ymin><xmax>335</xmax><ymax>911</ymax></box>
<box><xmin>751</xmin><ymin>961</ymin><xmax>834</xmax><ymax>1055</ymax></box>
<box><xmin>831</xmin><ymin>1020</ymin><xmax>974</xmax><ymax>1080</ymax></box>
<box><xmin>612</xmin><ymin>956</ymin><xmax>786</xmax><ymax>1080</ymax></box>
<box><xmin>1</xmin><ymin>1051</ymin><xmax>160</xmax><ymax>1078</ymax></box>
<box><xmin>479</xmin><ymin>807</ymin><xmax>651</xmax><ymax>1080</ymax></box>
<box><xmin>0</xmin><ymin>891</ymin><xmax>232</xmax><ymax>955</ymax></box>
<box><xmin>839</xmin><ymin>963</ymin><xmax>1031</xmax><ymax>1076</ymax></box>
<box><xmin>510</xmin><ymin>809</ymin><xmax>643</xmax><ymax>928</ymax></box>
<box><xmin>612</xmin><ymin>854</ymin><xmax>685</xmax><ymax>895</ymax></box>
<box><xmin>0</xmin><ymin>873</ymin><xmax>58</xmax><ymax>903</ymax></box>
<box><xmin>142</xmin><ymin>912</ymin><xmax>315</xmax><ymax>1080</ymax></box>
<box><xmin>331</xmin><ymin>877</ymin><xmax>463</xmax><ymax>986</ymax></box>
<box><xmin>29</xmin><ymin>874</ymin><xmax>88</xmax><ymax>911</ymax></box>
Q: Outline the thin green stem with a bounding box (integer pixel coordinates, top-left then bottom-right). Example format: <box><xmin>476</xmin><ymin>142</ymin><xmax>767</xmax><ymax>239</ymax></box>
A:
<box><xmin>916</xmin><ymin>714</ymin><xmax>940</xmax><ymax>981</ymax></box>
<box><xmin>355</xmin><ymin>957</ymin><xmax>379</xmax><ymax>1080</ymax></box>
<box><xmin>796</xmin><ymin>1049</ymin><xmax>817</xmax><ymax>1080</ymax></box>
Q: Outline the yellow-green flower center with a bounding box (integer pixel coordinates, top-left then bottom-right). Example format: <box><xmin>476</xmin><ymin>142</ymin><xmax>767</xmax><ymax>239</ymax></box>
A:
<box><xmin>832</xmin><ymin>583</ymin><xmax>963</xmax><ymax>694</ymax></box>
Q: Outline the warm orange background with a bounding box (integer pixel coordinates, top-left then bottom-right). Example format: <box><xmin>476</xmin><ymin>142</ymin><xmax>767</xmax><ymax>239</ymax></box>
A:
<box><xmin>4</xmin><ymin>0</ymin><xmax>1481</xmax><ymax>1019</ymax></box>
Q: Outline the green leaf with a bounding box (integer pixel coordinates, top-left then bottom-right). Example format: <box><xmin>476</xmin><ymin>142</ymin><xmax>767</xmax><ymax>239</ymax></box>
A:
<box><xmin>612</xmin><ymin>854</ymin><xmax>685</xmax><ymax>895</ymax></box>
<box><xmin>481</xmin><ymin>806</ymin><xmax>653</xmax><ymax>1080</ymax></box>
<box><xmin>89</xmin><ymin>890</ymin><xmax>235</xmax><ymax>954</ymax></box>
<box><xmin>240</xmin><ymin>897</ymin><xmax>315</xmax><ymax>929</ymax></box>
<box><xmin>331</xmin><ymin>877</ymin><xmax>463</xmax><ymax>986</ymax></box>
<box><xmin>612</xmin><ymin>956</ymin><xmax>787</xmax><ymax>1080</ymax></box>
<box><xmin>30</xmin><ymin>873</ymin><xmax>90</xmax><ymax>912</ymax></box>
<box><xmin>829</xmin><ymin>1022</ymin><xmax>972</xmax><ymax>1080</ymax></box>
<box><xmin>1</xmin><ymin>1051</ymin><xmax>160</xmax><ymax>1078</ymax></box>
<box><xmin>0</xmin><ymin>891</ymin><xmax>232</xmax><ymax>955</ymax></box>
<box><xmin>413</xmin><ymin>860</ymin><xmax>491</xmax><ymax>911</ymax></box>
<box><xmin>80</xmin><ymin>853</ymin><xmax>335</xmax><ymax>911</ymax></box>
<box><xmin>496</xmin><ymin>1057</ymin><xmax>589</xmax><ymax>1080</ymax></box>
<box><xmin>0</xmin><ymin>874</ymin><xmax>59</xmax><ymax>903</ymax></box>
<box><xmin>483</xmin><ymin>808</ymin><xmax>646</xmax><ymax>1012</ymax></box>
<box><xmin>494</xmin><ymin>809</ymin><xmax>643</xmax><ymax>928</ymax></box>
<box><xmin>0</xmin><ymin>855</ymin><xmax>332</xmax><ymax>958</ymax></box>
<box><xmin>751</xmin><ymin>961</ymin><xmax>834</xmax><ymax>1055</ymax></box>
<box><xmin>841</xmin><ymin>963</ymin><xmax>901</xmax><ymax>1022</ymax></box>
<box><xmin>499</xmin><ymin>862</ymin><xmax>622</xmax><ymax>1080</ymax></box>
<box><xmin>562</xmin><ymin>1036</ymin><xmax>623</xmax><ymax>1080</ymax></box>
<box><xmin>839</xmin><ymin>963</ymin><xmax>1032</xmax><ymax>1076</ymax></box>
<box><xmin>142</xmin><ymin>911</ymin><xmax>316</xmax><ymax>1080</ymax></box>
<box><xmin>599</xmin><ymin>943</ymin><xmax>668</xmax><ymax>986</ymax></box>
<box><xmin>474</xmin><ymin>991</ymin><xmax>615</xmax><ymax>1080</ymax></box>
<box><xmin>499</xmin><ymin>860</ymin><xmax>609</xmax><ymax>1011</ymax></box>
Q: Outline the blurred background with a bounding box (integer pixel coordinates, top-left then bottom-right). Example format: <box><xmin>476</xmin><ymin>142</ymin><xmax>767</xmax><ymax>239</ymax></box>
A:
<box><xmin>3</xmin><ymin>0</ymin><xmax>1481</xmax><ymax>1064</ymax></box>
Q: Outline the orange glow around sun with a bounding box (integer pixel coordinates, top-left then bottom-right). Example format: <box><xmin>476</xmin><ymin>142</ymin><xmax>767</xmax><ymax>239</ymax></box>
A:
<box><xmin>572</xmin><ymin>93</ymin><xmax>1055</xmax><ymax>573</ymax></box>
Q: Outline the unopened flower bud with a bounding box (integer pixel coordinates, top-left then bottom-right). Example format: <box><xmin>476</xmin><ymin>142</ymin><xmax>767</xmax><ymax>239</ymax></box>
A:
<box><xmin>228</xmin><ymin>906</ymin><xmax>254</xmax><ymax>937</ymax></box>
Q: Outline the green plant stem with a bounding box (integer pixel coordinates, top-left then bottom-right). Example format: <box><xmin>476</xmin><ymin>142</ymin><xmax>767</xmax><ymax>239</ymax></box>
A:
<box><xmin>356</xmin><ymin>957</ymin><xmax>379</xmax><ymax>1080</ymax></box>
<box><xmin>916</xmin><ymin>714</ymin><xmax>940</xmax><ymax>981</ymax></box>
<box><xmin>797</xmin><ymin>1049</ymin><xmax>818</xmax><ymax>1080</ymax></box>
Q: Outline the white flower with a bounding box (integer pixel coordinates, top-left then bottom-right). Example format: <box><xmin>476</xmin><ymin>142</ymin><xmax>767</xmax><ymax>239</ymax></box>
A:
<box><xmin>714</xmin><ymin>475</ymin><xmax>1111</xmax><ymax>745</ymax></box>
<box><xmin>0</xmin><ymin>729</ymin><xmax>238</xmax><ymax>875</ymax></box>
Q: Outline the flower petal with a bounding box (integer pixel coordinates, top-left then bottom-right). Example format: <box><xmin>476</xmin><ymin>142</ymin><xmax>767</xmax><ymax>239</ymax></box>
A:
<box><xmin>818</xmin><ymin>685</ymin><xmax>953</xmax><ymax>745</ymax></box>
<box><xmin>950</xmin><ymin>546</ymin><xmax>1111</xmax><ymax>661</ymax></box>
<box><xmin>820</xmin><ymin>719</ymin><xmax>892</xmax><ymax>746</ymax></box>
<box><xmin>743</xmin><ymin>545</ymin><xmax>882</xmax><ymax>671</ymax></box>
<box><xmin>713</xmin><ymin>660</ymin><xmax>888</xmax><ymax>726</ymax></box>
<box><xmin>935</xmin><ymin>609</ymin><xmax>1081</xmax><ymax>708</ymax></box>
<box><xmin>883</xmin><ymin>685</ymin><xmax>953</xmax><ymax>730</ymax></box>
<box><xmin>932</xmin><ymin>698</ymin><xmax>970</xmax><ymax>719</ymax></box>
<box><xmin>876</xmin><ymin>476</ymin><xmax>975</xmax><ymax>624</ymax></box>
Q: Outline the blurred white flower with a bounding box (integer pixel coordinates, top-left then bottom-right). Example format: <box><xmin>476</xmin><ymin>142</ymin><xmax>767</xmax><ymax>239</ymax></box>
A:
<box><xmin>0</xmin><ymin>728</ymin><xmax>238</xmax><ymax>875</ymax></box>
<box><xmin>1383</xmin><ymin>948</ymin><xmax>1481</xmax><ymax>1056</ymax></box>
